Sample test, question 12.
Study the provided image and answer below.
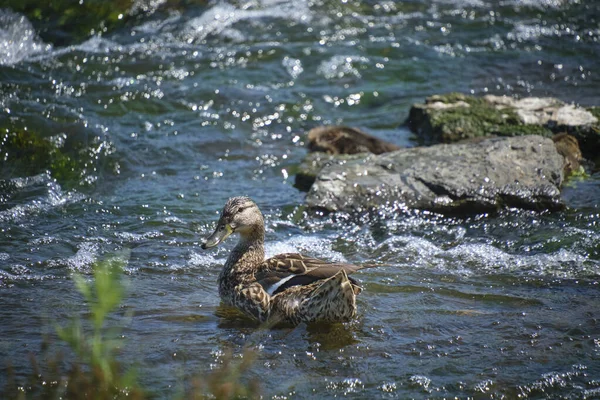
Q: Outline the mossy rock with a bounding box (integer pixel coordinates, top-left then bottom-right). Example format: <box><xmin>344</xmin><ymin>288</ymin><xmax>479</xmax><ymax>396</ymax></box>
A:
<box><xmin>0</xmin><ymin>127</ymin><xmax>117</xmax><ymax>188</ymax></box>
<box><xmin>406</xmin><ymin>93</ymin><xmax>600</xmax><ymax>160</ymax></box>
<box><xmin>407</xmin><ymin>93</ymin><xmax>553</xmax><ymax>143</ymax></box>
<box><xmin>1</xmin><ymin>129</ymin><xmax>79</xmax><ymax>184</ymax></box>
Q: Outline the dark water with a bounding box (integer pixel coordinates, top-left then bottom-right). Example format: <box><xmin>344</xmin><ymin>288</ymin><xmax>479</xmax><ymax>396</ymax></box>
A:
<box><xmin>1</xmin><ymin>0</ymin><xmax>600</xmax><ymax>397</ymax></box>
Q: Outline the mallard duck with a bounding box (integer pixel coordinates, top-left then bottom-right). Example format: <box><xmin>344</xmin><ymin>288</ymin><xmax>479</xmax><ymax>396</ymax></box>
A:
<box><xmin>201</xmin><ymin>196</ymin><xmax>365</xmax><ymax>325</ymax></box>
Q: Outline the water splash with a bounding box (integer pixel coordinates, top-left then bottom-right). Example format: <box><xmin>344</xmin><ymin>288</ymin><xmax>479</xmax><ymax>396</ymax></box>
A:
<box><xmin>181</xmin><ymin>0</ymin><xmax>312</xmax><ymax>43</ymax></box>
<box><xmin>317</xmin><ymin>55</ymin><xmax>370</xmax><ymax>80</ymax></box>
<box><xmin>0</xmin><ymin>9</ymin><xmax>51</xmax><ymax>65</ymax></box>
<box><xmin>0</xmin><ymin>174</ymin><xmax>84</xmax><ymax>223</ymax></box>
<box><xmin>368</xmin><ymin>232</ymin><xmax>598</xmax><ymax>278</ymax></box>
<box><xmin>282</xmin><ymin>56</ymin><xmax>303</xmax><ymax>79</ymax></box>
<box><xmin>265</xmin><ymin>234</ymin><xmax>347</xmax><ymax>263</ymax></box>
<box><xmin>59</xmin><ymin>242</ymin><xmax>100</xmax><ymax>272</ymax></box>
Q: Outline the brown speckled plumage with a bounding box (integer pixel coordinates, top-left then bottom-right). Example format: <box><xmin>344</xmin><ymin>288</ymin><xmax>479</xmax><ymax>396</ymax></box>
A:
<box><xmin>202</xmin><ymin>196</ymin><xmax>364</xmax><ymax>325</ymax></box>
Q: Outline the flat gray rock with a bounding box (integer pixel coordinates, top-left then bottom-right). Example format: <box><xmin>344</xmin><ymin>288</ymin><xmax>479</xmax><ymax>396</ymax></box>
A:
<box><xmin>306</xmin><ymin>135</ymin><xmax>564</xmax><ymax>214</ymax></box>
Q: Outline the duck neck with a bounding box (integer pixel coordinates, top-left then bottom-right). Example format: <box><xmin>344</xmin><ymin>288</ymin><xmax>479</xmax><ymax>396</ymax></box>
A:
<box><xmin>223</xmin><ymin>224</ymin><xmax>265</xmax><ymax>278</ymax></box>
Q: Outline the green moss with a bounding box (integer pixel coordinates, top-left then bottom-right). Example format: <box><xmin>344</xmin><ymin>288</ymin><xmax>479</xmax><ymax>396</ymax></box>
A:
<box><xmin>587</xmin><ymin>106</ymin><xmax>600</xmax><ymax>122</ymax></box>
<box><xmin>413</xmin><ymin>93</ymin><xmax>557</xmax><ymax>142</ymax></box>
<box><xmin>1</xmin><ymin>129</ymin><xmax>82</xmax><ymax>186</ymax></box>
<box><xmin>427</xmin><ymin>100</ymin><xmax>551</xmax><ymax>141</ymax></box>
<box><xmin>494</xmin><ymin>122</ymin><xmax>553</xmax><ymax>137</ymax></box>
<box><xmin>428</xmin><ymin>92</ymin><xmax>472</xmax><ymax>105</ymax></box>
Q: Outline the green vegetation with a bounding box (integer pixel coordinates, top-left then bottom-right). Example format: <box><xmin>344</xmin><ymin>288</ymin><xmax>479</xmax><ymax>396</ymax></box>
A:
<box><xmin>588</xmin><ymin>106</ymin><xmax>600</xmax><ymax>122</ymax></box>
<box><xmin>188</xmin><ymin>348</ymin><xmax>260</xmax><ymax>399</ymax></box>
<box><xmin>0</xmin><ymin>127</ymin><xmax>119</xmax><ymax>189</ymax></box>
<box><xmin>56</xmin><ymin>254</ymin><xmax>138</xmax><ymax>399</ymax></box>
<box><xmin>409</xmin><ymin>93</ymin><xmax>553</xmax><ymax>143</ymax></box>
<box><xmin>3</xmin><ymin>253</ymin><xmax>143</xmax><ymax>399</ymax></box>
<box><xmin>1</xmin><ymin>129</ymin><xmax>80</xmax><ymax>185</ymax></box>
<box><xmin>2</xmin><ymin>254</ymin><xmax>260</xmax><ymax>399</ymax></box>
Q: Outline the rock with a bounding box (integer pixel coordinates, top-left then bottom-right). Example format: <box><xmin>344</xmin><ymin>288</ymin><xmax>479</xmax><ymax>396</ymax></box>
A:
<box><xmin>566</xmin><ymin>106</ymin><xmax>600</xmax><ymax>165</ymax></box>
<box><xmin>294</xmin><ymin>152</ymin><xmax>368</xmax><ymax>192</ymax></box>
<box><xmin>552</xmin><ymin>133</ymin><xmax>583</xmax><ymax>176</ymax></box>
<box><xmin>483</xmin><ymin>95</ymin><xmax>598</xmax><ymax>126</ymax></box>
<box><xmin>306</xmin><ymin>135</ymin><xmax>564</xmax><ymax>215</ymax></box>
<box><xmin>307</xmin><ymin>126</ymin><xmax>400</xmax><ymax>155</ymax></box>
<box><xmin>0</xmin><ymin>125</ymin><xmax>118</xmax><ymax>188</ymax></box>
<box><xmin>295</xmin><ymin>125</ymin><xmax>401</xmax><ymax>191</ymax></box>
<box><xmin>406</xmin><ymin>93</ymin><xmax>600</xmax><ymax>160</ymax></box>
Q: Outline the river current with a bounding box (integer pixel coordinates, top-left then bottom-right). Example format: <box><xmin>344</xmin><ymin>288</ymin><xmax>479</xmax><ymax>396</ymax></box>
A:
<box><xmin>1</xmin><ymin>0</ymin><xmax>600</xmax><ymax>398</ymax></box>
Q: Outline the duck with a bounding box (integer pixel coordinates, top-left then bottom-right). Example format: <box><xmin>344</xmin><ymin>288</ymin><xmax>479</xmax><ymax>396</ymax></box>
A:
<box><xmin>201</xmin><ymin>196</ymin><xmax>365</xmax><ymax>325</ymax></box>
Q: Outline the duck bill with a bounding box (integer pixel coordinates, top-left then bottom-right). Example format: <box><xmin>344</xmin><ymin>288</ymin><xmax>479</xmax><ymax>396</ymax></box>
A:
<box><xmin>201</xmin><ymin>224</ymin><xmax>233</xmax><ymax>249</ymax></box>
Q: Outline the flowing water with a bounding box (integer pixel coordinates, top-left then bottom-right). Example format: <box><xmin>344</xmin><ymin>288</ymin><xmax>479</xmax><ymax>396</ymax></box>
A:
<box><xmin>1</xmin><ymin>0</ymin><xmax>600</xmax><ymax>397</ymax></box>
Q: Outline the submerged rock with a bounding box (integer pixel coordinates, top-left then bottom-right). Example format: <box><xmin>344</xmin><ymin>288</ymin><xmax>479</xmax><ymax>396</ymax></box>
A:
<box><xmin>0</xmin><ymin>126</ymin><xmax>118</xmax><ymax>188</ymax></box>
<box><xmin>306</xmin><ymin>135</ymin><xmax>564</xmax><ymax>214</ymax></box>
<box><xmin>406</xmin><ymin>93</ymin><xmax>599</xmax><ymax>160</ymax></box>
<box><xmin>307</xmin><ymin>125</ymin><xmax>400</xmax><ymax>155</ymax></box>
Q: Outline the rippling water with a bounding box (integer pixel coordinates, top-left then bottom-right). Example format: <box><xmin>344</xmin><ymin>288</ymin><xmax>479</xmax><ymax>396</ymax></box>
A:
<box><xmin>1</xmin><ymin>0</ymin><xmax>600</xmax><ymax>397</ymax></box>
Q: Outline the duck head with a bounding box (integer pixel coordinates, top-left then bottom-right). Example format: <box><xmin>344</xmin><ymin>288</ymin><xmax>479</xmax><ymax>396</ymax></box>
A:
<box><xmin>201</xmin><ymin>196</ymin><xmax>263</xmax><ymax>249</ymax></box>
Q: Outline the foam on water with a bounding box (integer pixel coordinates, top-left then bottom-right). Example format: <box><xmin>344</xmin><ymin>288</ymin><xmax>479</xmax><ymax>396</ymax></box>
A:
<box><xmin>517</xmin><ymin>364</ymin><xmax>589</xmax><ymax>398</ymax></box>
<box><xmin>265</xmin><ymin>235</ymin><xmax>347</xmax><ymax>263</ymax></box>
<box><xmin>0</xmin><ymin>9</ymin><xmax>51</xmax><ymax>65</ymax></box>
<box><xmin>371</xmin><ymin>234</ymin><xmax>598</xmax><ymax>278</ymax></box>
<box><xmin>114</xmin><ymin>231</ymin><xmax>163</xmax><ymax>243</ymax></box>
<box><xmin>441</xmin><ymin>242</ymin><xmax>596</xmax><ymax>278</ymax></box>
<box><xmin>46</xmin><ymin>242</ymin><xmax>100</xmax><ymax>272</ymax></box>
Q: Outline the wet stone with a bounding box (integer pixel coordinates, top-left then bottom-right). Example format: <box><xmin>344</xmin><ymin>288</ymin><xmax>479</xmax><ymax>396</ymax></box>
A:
<box><xmin>306</xmin><ymin>135</ymin><xmax>565</xmax><ymax>215</ymax></box>
<box><xmin>296</xmin><ymin>125</ymin><xmax>401</xmax><ymax>192</ymax></box>
<box><xmin>294</xmin><ymin>152</ymin><xmax>369</xmax><ymax>192</ymax></box>
<box><xmin>307</xmin><ymin>125</ymin><xmax>400</xmax><ymax>155</ymax></box>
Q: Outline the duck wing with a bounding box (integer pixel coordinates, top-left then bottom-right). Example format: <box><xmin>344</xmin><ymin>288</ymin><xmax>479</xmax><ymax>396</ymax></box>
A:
<box><xmin>255</xmin><ymin>253</ymin><xmax>363</xmax><ymax>296</ymax></box>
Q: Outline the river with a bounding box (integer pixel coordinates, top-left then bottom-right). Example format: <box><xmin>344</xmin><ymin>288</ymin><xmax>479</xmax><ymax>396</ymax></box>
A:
<box><xmin>1</xmin><ymin>0</ymin><xmax>599</xmax><ymax>397</ymax></box>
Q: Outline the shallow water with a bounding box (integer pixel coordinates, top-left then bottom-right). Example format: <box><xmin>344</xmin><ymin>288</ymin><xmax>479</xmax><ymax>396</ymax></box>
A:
<box><xmin>1</xmin><ymin>0</ymin><xmax>600</xmax><ymax>397</ymax></box>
